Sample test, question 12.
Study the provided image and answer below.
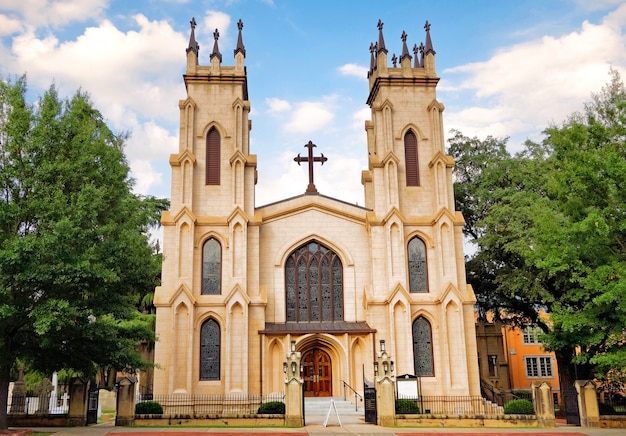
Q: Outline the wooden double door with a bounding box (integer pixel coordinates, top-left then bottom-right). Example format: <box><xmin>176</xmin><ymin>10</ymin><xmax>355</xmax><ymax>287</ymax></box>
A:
<box><xmin>302</xmin><ymin>348</ymin><xmax>332</xmax><ymax>397</ymax></box>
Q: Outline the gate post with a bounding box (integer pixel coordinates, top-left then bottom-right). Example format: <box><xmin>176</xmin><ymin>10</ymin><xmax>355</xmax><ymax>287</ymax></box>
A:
<box><xmin>284</xmin><ymin>341</ymin><xmax>303</xmax><ymax>427</ymax></box>
<box><xmin>531</xmin><ymin>381</ymin><xmax>555</xmax><ymax>427</ymax></box>
<box><xmin>67</xmin><ymin>378</ymin><xmax>89</xmax><ymax>427</ymax></box>
<box><xmin>374</xmin><ymin>340</ymin><xmax>396</xmax><ymax>427</ymax></box>
<box><xmin>575</xmin><ymin>380</ymin><xmax>599</xmax><ymax>428</ymax></box>
<box><xmin>116</xmin><ymin>376</ymin><xmax>137</xmax><ymax>426</ymax></box>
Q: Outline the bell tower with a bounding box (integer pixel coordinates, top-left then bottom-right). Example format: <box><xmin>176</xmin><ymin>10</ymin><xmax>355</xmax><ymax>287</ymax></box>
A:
<box><xmin>154</xmin><ymin>18</ymin><xmax>259</xmax><ymax>396</ymax></box>
<box><xmin>363</xmin><ymin>20</ymin><xmax>479</xmax><ymax>396</ymax></box>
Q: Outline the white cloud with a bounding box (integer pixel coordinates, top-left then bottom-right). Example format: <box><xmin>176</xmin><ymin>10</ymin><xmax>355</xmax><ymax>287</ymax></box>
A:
<box><xmin>284</xmin><ymin>102</ymin><xmax>333</xmax><ymax>133</ymax></box>
<box><xmin>9</xmin><ymin>14</ymin><xmax>186</xmax><ymax>122</ymax></box>
<box><xmin>0</xmin><ymin>14</ymin><xmax>23</xmax><ymax>36</ymax></box>
<box><xmin>266</xmin><ymin>97</ymin><xmax>291</xmax><ymax>112</ymax></box>
<box><xmin>201</xmin><ymin>10</ymin><xmax>231</xmax><ymax>51</ymax></box>
<box><xmin>442</xmin><ymin>7</ymin><xmax>626</xmax><ymax>148</ymax></box>
<box><xmin>0</xmin><ymin>0</ymin><xmax>107</xmax><ymax>28</ymax></box>
<box><xmin>338</xmin><ymin>63</ymin><xmax>368</xmax><ymax>80</ymax></box>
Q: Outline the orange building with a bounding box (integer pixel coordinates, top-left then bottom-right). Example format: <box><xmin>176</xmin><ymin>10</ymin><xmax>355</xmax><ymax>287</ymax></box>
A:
<box><xmin>502</xmin><ymin>324</ymin><xmax>561</xmax><ymax>404</ymax></box>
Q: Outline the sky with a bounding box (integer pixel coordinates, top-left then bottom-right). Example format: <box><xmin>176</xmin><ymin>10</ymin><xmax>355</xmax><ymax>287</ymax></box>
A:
<box><xmin>1</xmin><ymin>0</ymin><xmax>625</xmax><ymax>208</ymax></box>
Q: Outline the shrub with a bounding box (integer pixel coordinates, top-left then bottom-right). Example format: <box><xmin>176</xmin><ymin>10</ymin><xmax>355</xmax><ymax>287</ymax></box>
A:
<box><xmin>257</xmin><ymin>401</ymin><xmax>285</xmax><ymax>414</ymax></box>
<box><xmin>395</xmin><ymin>398</ymin><xmax>420</xmax><ymax>414</ymax></box>
<box><xmin>504</xmin><ymin>399</ymin><xmax>534</xmax><ymax>414</ymax></box>
<box><xmin>135</xmin><ymin>401</ymin><xmax>163</xmax><ymax>414</ymax></box>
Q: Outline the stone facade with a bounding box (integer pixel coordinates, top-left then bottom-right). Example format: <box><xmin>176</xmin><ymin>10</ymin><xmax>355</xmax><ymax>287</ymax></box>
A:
<box><xmin>153</xmin><ymin>19</ymin><xmax>480</xmax><ymax>399</ymax></box>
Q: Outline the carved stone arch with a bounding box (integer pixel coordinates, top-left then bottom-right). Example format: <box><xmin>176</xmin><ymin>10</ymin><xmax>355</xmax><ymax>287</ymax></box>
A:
<box><xmin>444</xmin><ymin>298</ymin><xmax>465</xmax><ymax>387</ymax></box>
<box><xmin>275</xmin><ymin>233</ymin><xmax>354</xmax><ymax>267</ymax></box>
<box><xmin>411</xmin><ymin>308</ymin><xmax>439</xmax><ymax>329</ymax></box>
<box><xmin>267</xmin><ymin>338</ymin><xmax>285</xmax><ymax>392</ymax></box>
<box><xmin>198</xmin><ymin>231</ymin><xmax>229</xmax><ymax>251</ymax></box>
<box><xmin>376</xmin><ymin>98</ymin><xmax>394</xmax><ymax>111</ymax></box>
<box><xmin>387</xmin><ymin>282</ymin><xmax>411</xmax><ymax>304</ymax></box>
<box><xmin>180</xmin><ymin>96</ymin><xmax>197</xmax><ymax>110</ymax></box>
<box><xmin>227</xmin><ymin>300</ymin><xmax>247</xmax><ymax>391</ymax></box>
<box><xmin>170</xmin><ymin>283</ymin><xmax>196</xmax><ymax>307</ymax></box>
<box><xmin>194</xmin><ymin>310</ymin><xmax>226</xmax><ymax>331</ymax></box>
<box><xmin>199</xmin><ymin>121</ymin><xmax>228</xmax><ymax>140</ymax></box>
<box><xmin>224</xmin><ymin>284</ymin><xmax>250</xmax><ymax>308</ymax></box>
<box><xmin>440</xmin><ymin>283</ymin><xmax>467</xmax><ymax>307</ymax></box>
<box><xmin>284</xmin><ymin>240</ymin><xmax>345</xmax><ymax>322</ymax></box>
<box><xmin>349</xmin><ymin>337</ymin><xmax>368</xmax><ymax>386</ymax></box>
<box><xmin>397</xmin><ymin>123</ymin><xmax>428</xmax><ymax>141</ymax></box>
<box><xmin>297</xmin><ymin>333</ymin><xmax>347</xmax><ymax>362</ymax></box>
<box><xmin>427</xmin><ymin>99</ymin><xmax>445</xmax><ymax>112</ymax></box>
<box><xmin>405</xmin><ymin>230</ymin><xmax>434</xmax><ymax>250</ymax></box>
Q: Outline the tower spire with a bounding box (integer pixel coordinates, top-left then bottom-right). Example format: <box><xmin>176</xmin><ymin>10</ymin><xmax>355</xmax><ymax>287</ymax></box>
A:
<box><xmin>210</xmin><ymin>28</ymin><xmax>222</xmax><ymax>62</ymax></box>
<box><xmin>376</xmin><ymin>19</ymin><xmax>387</xmax><ymax>54</ymax></box>
<box><xmin>186</xmin><ymin>17</ymin><xmax>199</xmax><ymax>55</ymax></box>
<box><xmin>368</xmin><ymin>42</ymin><xmax>377</xmax><ymax>77</ymax></box>
<box><xmin>424</xmin><ymin>20</ymin><xmax>436</xmax><ymax>55</ymax></box>
<box><xmin>400</xmin><ymin>30</ymin><xmax>411</xmax><ymax>63</ymax></box>
<box><xmin>234</xmin><ymin>19</ymin><xmax>246</xmax><ymax>57</ymax></box>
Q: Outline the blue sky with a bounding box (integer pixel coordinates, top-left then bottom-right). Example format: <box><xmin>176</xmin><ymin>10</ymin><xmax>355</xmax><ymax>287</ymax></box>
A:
<box><xmin>1</xmin><ymin>0</ymin><xmax>625</xmax><ymax>207</ymax></box>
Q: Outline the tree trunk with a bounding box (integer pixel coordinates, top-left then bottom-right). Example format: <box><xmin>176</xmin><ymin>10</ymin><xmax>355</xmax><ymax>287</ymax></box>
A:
<box><xmin>0</xmin><ymin>364</ymin><xmax>11</xmax><ymax>430</ymax></box>
<box><xmin>556</xmin><ymin>347</ymin><xmax>592</xmax><ymax>426</ymax></box>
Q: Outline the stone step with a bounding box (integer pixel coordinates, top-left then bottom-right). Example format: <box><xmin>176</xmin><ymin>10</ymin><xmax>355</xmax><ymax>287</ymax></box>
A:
<box><xmin>304</xmin><ymin>397</ymin><xmax>363</xmax><ymax>415</ymax></box>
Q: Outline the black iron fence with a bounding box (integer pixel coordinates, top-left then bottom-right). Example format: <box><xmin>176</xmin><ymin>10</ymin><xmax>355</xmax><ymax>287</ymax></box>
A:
<box><xmin>598</xmin><ymin>389</ymin><xmax>626</xmax><ymax>415</ymax></box>
<box><xmin>396</xmin><ymin>395</ymin><xmax>504</xmax><ymax>416</ymax></box>
<box><xmin>136</xmin><ymin>392</ymin><xmax>285</xmax><ymax>416</ymax></box>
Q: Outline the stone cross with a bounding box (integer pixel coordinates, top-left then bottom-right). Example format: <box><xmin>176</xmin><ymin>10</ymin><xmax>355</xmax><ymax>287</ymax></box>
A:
<box><xmin>294</xmin><ymin>141</ymin><xmax>327</xmax><ymax>194</ymax></box>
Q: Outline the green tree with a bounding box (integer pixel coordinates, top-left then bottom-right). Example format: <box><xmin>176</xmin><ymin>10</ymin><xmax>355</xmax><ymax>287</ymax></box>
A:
<box><xmin>0</xmin><ymin>76</ymin><xmax>168</xmax><ymax>429</ymax></box>
<box><xmin>449</xmin><ymin>69</ymin><xmax>626</xmax><ymax>400</ymax></box>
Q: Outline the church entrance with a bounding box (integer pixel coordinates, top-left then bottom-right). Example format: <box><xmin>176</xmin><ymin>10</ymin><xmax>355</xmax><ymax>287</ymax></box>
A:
<box><xmin>302</xmin><ymin>348</ymin><xmax>332</xmax><ymax>397</ymax></box>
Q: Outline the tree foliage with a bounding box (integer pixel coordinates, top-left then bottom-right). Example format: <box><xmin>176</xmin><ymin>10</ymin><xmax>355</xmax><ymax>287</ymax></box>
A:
<box><xmin>0</xmin><ymin>76</ymin><xmax>168</xmax><ymax>428</ymax></box>
<box><xmin>449</xmin><ymin>69</ymin><xmax>626</xmax><ymax>384</ymax></box>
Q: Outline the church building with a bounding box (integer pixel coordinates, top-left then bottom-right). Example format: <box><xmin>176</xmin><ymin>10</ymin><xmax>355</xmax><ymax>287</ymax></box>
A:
<box><xmin>153</xmin><ymin>18</ymin><xmax>480</xmax><ymax>398</ymax></box>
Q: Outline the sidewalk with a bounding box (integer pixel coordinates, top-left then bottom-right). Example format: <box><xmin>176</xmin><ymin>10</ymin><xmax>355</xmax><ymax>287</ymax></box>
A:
<box><xmin>23</xmin><ymin>421</ymin><xmax>626</xmax><ymax>436</ymax></box>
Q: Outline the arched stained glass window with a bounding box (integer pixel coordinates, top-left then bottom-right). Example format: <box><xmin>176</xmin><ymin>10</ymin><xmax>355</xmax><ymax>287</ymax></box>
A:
<box><xmin>285</xmin><ymin>241</ymin><xmax>343</xmax><ymax>322</ymax></box>
<box><xmin>206</xmin><ymin>127</ymin><xmax>220</xmax><ymax>185</ymax></box>
<box><xmin>200</xmin><ymin>318</ymin><xmax>220</xmax><ymax>380</ymax></box>
<box><xmin>408</xmin><ymin>236</ymin><xmax>428</xmax><ymax>293</ymax></box>
<box><xmin>412</xmin><ymin>316</ymin><xmax>434</xmax><ymax>376</ymax></box>
<box><xmin>202</xmin><ymin>238</ymin><xmax>221</xmax><ymax>295</ymax></box>
<box><xmin>404</xmin><ymin>130</ymin><xmax>419</xmax><ymax>186</ymax></box>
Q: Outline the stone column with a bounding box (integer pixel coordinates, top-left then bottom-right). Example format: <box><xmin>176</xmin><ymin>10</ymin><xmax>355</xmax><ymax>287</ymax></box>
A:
<box><xmin>67</xmin><ymin>378</ymin><xmax>89</xmax><ymax>426</ymax></box>
<box><xmin>284</xmin><ymin>341</ymin><xmax>303</xmax><ymax>427</ymax></box>
<box><xmin>531</xmin><ymin>381</ymin><xmax>555</xmax><ymax>427</ymax></box>
<box><xmin>115</xmin><ymin>376</ymin><xmax>137</xmax><ymax>426</ymax></box>
<box><xmin>575</xmin><ymin>380</ymin><xmax>599</xmax><ymax>428</ymax></box>
<box><xmin>10</xmin><ymin>363</ymin><xmax>26</xmax><ymax>414</ymax></box>
<box><xmin>375</xmin><ymin>340</ymin><xmax>396</xmax><ymax>427</ymax></box>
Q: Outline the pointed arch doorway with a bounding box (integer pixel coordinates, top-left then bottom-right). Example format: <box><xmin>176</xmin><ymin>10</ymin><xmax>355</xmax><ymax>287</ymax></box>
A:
<box><xmin>302</xmin><ymin>348</ymin><xmax>332</xmax><ymax>397</ymax></box>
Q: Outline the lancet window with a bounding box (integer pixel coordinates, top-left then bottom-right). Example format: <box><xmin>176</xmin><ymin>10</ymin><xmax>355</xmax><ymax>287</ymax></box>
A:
<box><xmin>285</xmin><ymin>241</ymin><xmax>343</xmax><ymax>322</ymax></box>
<box><xmin>404</xmin><ymin>130</ymin><xmax>419</xmax><ymax>186</ymax></box>
<box><xmin>206</xmin><ymin>127</ymin><xmax>220</xmax><ymax>185</ymax></box>
<box><xmin>408</xmin><ymin>236</ymin><xmax>428</xmax><ymax>292</ymax></box>
<box><xmin>200</xmin><ymin>318</ymin><xmax>220</xmax><ymax>380</ymax></box>
<box><xmin>202</xmin><ymin>238</ymin><xmax>221</xmax><ymax>295</ymax></box>
<box><xmin>412</xmin><ymin>316</ymin><xmax>434</xmax><ymax>376</ymax></box>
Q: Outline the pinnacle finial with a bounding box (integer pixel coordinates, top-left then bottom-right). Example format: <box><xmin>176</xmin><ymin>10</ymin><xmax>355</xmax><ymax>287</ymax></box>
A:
<box><xmin>413</xmin><ymin>43</ymin><xmax>419</xmax><ymax>67</ymax></box>
<box><xmin>400</xmin><ymin>30</ymin><xmax>411</xmax><ymax>62</ymax></box>
<box><xmin>235</xmin><ymin>18</ymin><xmax>246</xmax><ymax>57</ymax></box>
<box><xmin>424</xmin><ymin>20</ymin><xmax>436</xmax><ymax>55</ymax></box>
<box><xmin>186</xmin><ymin>17</ymin><xmax>199</xmax><ymax>55</ymax></box>
<box><xmin>376</xmin><ymin>19</ymin><xmax>387</xmax><ymax>54</ymax></box>
<box><xmin>210</xmin><ymin>28</ymin><xmax>222</xmax><ymax>62</ymax></box>
<box><xmin>368</xmin><ymin>42</ymin><xmax>377</xmax><ymax>76</ymax></box>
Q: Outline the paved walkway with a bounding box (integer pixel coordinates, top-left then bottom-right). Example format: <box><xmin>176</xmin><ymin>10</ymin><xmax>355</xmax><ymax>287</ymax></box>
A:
<box><xmin>21</xmin><ymin>421</ymin><xmax>626</xmax><ymax>436</ymax></box>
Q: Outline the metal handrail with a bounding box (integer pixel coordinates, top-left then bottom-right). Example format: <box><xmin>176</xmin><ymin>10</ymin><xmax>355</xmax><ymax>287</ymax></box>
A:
<box><xmin>341</xmin><ymin>380</ymin><xmax>363</xmax><ymax>411</ymax></box>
